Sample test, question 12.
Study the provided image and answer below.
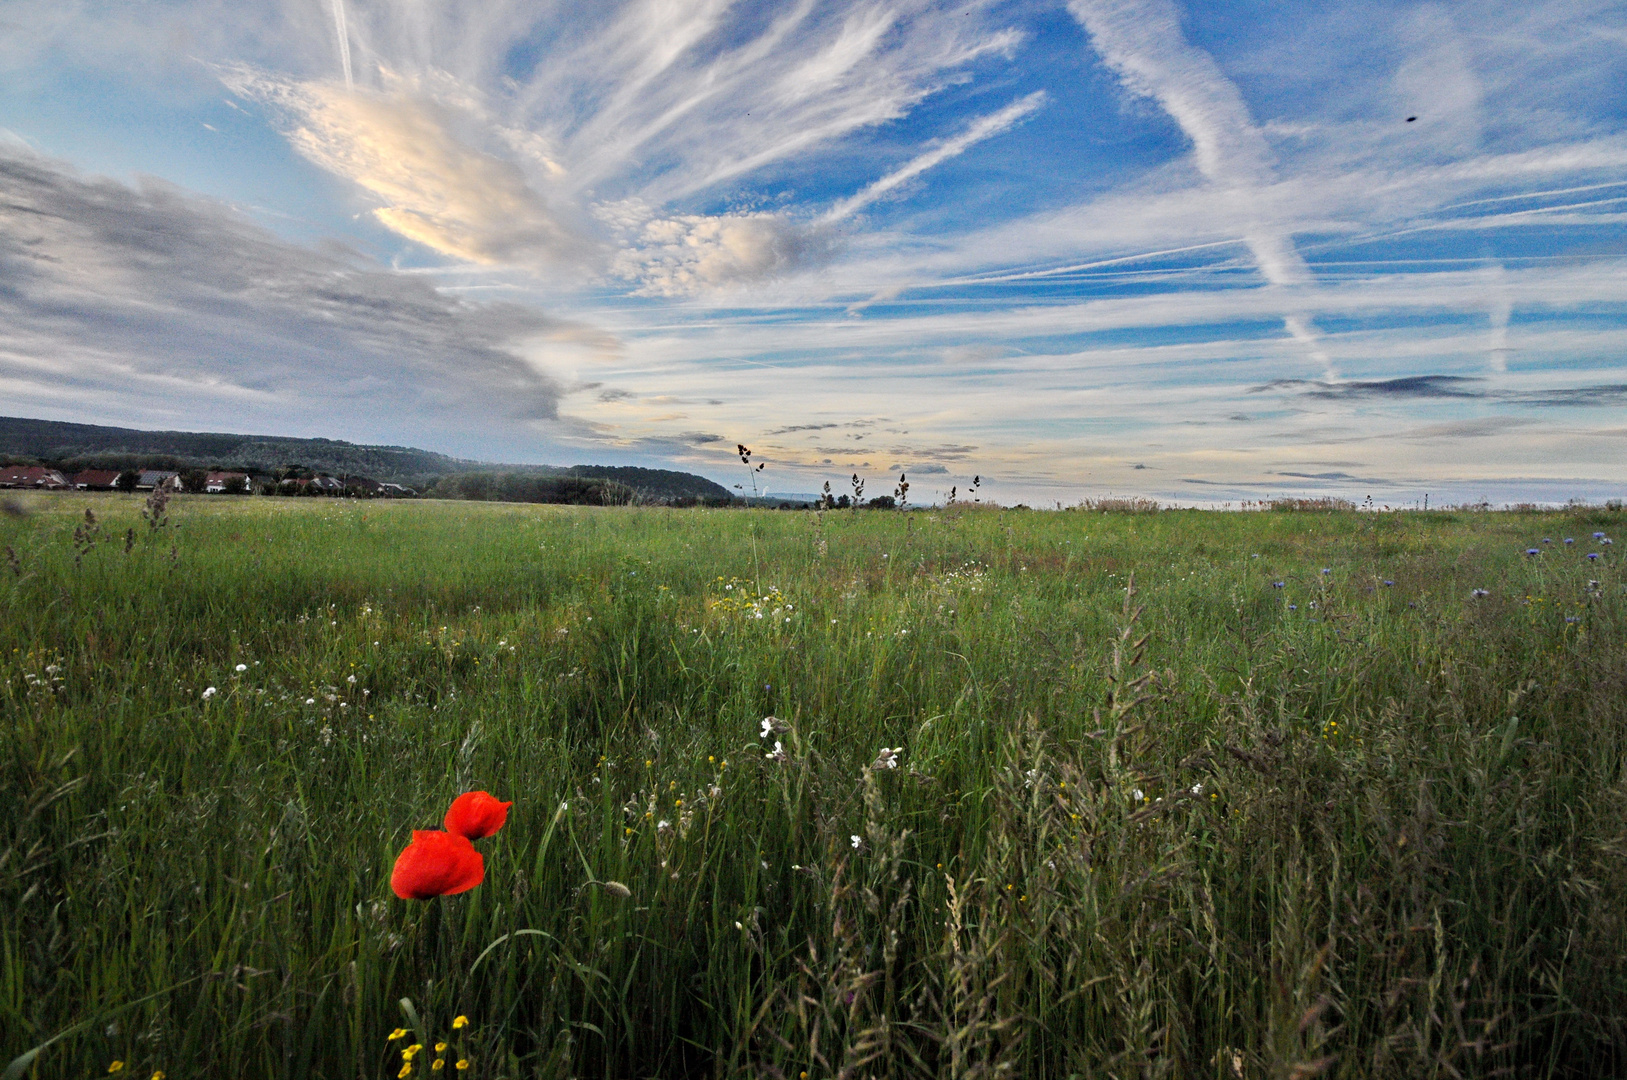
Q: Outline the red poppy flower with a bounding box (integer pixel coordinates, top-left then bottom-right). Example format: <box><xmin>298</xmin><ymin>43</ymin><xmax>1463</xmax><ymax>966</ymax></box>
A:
<box><xmin>444</xmin><ymin>791</ymin><xmax>512</xmax><ymax>840</ymax></box>
<box><xmin>391</xmin><ymin>830</ymin><xmax>484</xmax><ymax>899</ymax></box>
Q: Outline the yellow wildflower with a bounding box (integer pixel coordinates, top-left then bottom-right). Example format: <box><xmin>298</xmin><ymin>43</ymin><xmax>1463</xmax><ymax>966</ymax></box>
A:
<box><xmin>389</xmin><ymin>1029</ymin><xmax>409</xmax><ymax>1041</ymax></box>
<box><xmin>452</xmin><ymin>1016</ymin><xmax>469</xmax><ymax>1029</ymax></box>
<box><xmin>108</xmin><ymin>1064</ymin><xmax>125</xmax><ymax>1075</ymax></box>
<box><xmin>456</xmin><ymin>1061</ymin><xmax>470</xmax><ymax>1071</ymax></box>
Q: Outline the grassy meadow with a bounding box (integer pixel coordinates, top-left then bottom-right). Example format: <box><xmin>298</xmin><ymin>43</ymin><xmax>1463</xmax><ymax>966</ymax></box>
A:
<box><xmin>2</xmin><ymin>492</ymin><xmax>1624</xmax><ymax>1079</ymax></box>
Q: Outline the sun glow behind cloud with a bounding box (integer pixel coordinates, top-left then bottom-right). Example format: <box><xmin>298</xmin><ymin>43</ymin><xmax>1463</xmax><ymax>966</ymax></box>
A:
<box><xmin>0</xmin><ymin>0</ymin><xmax>1624</xmax><ymax>503</ymax></box>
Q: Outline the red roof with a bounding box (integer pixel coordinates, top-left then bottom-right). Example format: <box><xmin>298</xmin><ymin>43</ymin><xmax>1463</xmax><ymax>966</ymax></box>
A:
<box><xmin>73</xmin><ymin>470</ymin><xmax>122</xmax><ymax>488</ymax></box>
<box><xmin>0</xmin><ymin>466</ymin><xmax>69</xmax><ymax>489</ymax></box>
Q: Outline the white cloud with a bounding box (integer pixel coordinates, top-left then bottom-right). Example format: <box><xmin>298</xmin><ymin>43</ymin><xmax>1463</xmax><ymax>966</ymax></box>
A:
<box><xmin>225</xmin><ymin>68</ymin><xmax>588</xmax><ymax>267</ymax></box>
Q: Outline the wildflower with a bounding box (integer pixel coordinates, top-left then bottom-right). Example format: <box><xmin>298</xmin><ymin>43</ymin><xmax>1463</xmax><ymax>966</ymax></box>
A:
<box><xmin>398</xmin><ymin>1065</ymin><xmax>412</xmax><ymax>1078</ymax></box>
<box><xmin>765</xmin><ymin>740</ymin><xmax>787</xmax><ymax>763</ymax></box>
<box><xmin>1588</xmin><ymin>553</ymin><xmax>1600</xmax><ymax>560</ymax></box>
<box><xmin>433</xmin><ymin>1062</ymin><xmax>445</xmax><ymax>1072</ymax></box>
<box><xmin>1526</xmin><ymin>548</ymin><xmax>1540</xmax><ymax>556</ymax></box>
<box><xmin>871</xmin><ymin>746</ymin><xmax>901</xmax><ymax>770</ymax></box>
<box><xmin>389</xmin><ymin>1029</ymin><xmax>409</xmax><ymax>1041</ymax></box>
<box><xmin>1131</xmin><ymin>788</ymin><xmax>1144</xmax><ymax>802</ymax></box>
<box><xmin>435</xmin><ymin>1043</ymin><xmax>448</xmax><ymax>1053</ymax></box>
<box><xmin>201</xmin><ymin>686</ymin><xmax>217</xmax><ymax>700</ymax></box>
<box><xmin>1321</xmin><ymin>567</ymin><xmax>1331</xmax><ymax>575</ymax></box>
<box><xmin>1471</xmin><ymin>588</ymin><xmax>1489</xmax><ymax>598</ymax></box>
<box><xmin>235</xmin><ymin>663</ymin><xmax>247</xmax><ymax>672</ymax></box>
<box><xmin>1564</xmin><ymin>537</ymin><xmax>1575</xmax><ymax>545</ymax></box>
<box><xmin>1272</xmin><ymin>581</ymin><xmax>1284</xmax><ymax>588</ymax></box>
<box><xmin>456</xmin><ymin>1063</ymin><xmax>469</xmax><ymax>1072</ymax></box>
<box><xmin>404</xmin><ymin>1045</ymin><xmax>423</xmax><ymax>1059</ymax></box>
<box><xmin>109</xmin><ymin>1064</ymin><xmax>125</xmax><ymax>1075</ymax></box>
<box><xmin>851</xmin><ymin>834</ymin><xmax>862</xmax><ymax>849</ymax></box>
<box><xmin>1542</xmin><ymin>537</ymin><xmax>1553</xmax><ymax>544</ymax></box>
<box><xmin>452</xmin><ymin>1016</ymin><xmax>469</xmax><ymax>1029</ymax></box>
<box><xmin>1595</xmin><ymin>531</ymin><xmax>1607</xmax><ymax>539</ymax></box>
<box><xmin>1288</xmin><ymin>604</ymin><xmax>1298</xmax><ymax>610</ymax></box>
<box><xmin>1383</xmin><ymin>580</ymin><xmax>1394</xmax><ymax>586</ymax></box>
<box><xmin>390</xmin><ymin>831</ymin><xmax>484</xmax><ymax>899</ymax></box>
<box><xmin>151</xmin><ymin>1074</ymin><xmax>165</xmax><ymax>1080</ymax></box>
<box><xmin>1604</xmin><ymin>538</ymin><xmax>1614</xmax><ymax>545</ymax></box>
<box><xmin>444</xmin><ymin>791</ymin><xmax>512</xmax><ymax>840</ymax></box>
<box><xmin>1190</xmin><ymin>783</ymin><xmax>1203</xmax><ymax>796</ymax></box>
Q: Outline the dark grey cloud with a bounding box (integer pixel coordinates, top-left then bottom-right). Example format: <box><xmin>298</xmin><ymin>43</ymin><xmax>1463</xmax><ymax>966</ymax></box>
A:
<box><xmin>1249</xmin><ymin>376</ymin><xmax>1627</xmax><ymax>409</ymax></box>
<box><xmin>1250</xmin><ymin>376</ymin><xmax>1485</xmax><ymax>400</ymax></box>
<box><xmin>903</xmin><ymin>463</ymin><xmax>949</xmax><ymax>474</ymax></box>
<box><xmin>1511</xmin><ymin>384</ymin><xmax>1627</xmax><ymax>407</ymax></box>
<box><xmin>0</xmin><ymin>146</ymin><xmax>577</xmax><ymax>440</ymax></box>
<box><xmin>767</xmin><ymin>422</ymin><xmax>842</xmax><ymax>434</ymax></box>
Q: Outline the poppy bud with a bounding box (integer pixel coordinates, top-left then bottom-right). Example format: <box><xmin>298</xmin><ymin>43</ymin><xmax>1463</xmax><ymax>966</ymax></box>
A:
<box><xmin>444</xmin><ymin>791</ymin><xmax>513</xmax><ymax>840</ymax></box>
<box><xmin>391</xmin><ymin>830</ymin><xmax>484</xmax><ymax>899</ymax></box>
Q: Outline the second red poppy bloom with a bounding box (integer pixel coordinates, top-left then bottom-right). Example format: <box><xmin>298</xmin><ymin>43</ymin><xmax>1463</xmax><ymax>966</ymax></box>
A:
<box><xmin>444</xmin><ymin>790</ymin><xmax>512</xmax><ymax>840</ymax></box>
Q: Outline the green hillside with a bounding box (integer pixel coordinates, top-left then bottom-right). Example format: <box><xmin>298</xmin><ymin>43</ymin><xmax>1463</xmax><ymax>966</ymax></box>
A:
<box><xmin>0</xmin><ymin>415</ymin><xmax>731</xmax><ymax>501</ymax></box>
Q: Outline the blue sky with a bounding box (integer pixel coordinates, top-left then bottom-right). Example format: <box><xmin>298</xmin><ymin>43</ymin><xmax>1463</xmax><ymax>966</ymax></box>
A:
<box><xmin>2</xmin><ymin>0</ymin><xmax>1624</xmax><ymax>504</ymax></box>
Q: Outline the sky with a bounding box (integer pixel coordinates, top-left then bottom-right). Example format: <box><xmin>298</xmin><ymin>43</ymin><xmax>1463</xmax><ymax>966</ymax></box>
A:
<box><xmin>2</xmin><ymin>0</ymin><xmax>1624</xmax><ymax>505</ymax></box>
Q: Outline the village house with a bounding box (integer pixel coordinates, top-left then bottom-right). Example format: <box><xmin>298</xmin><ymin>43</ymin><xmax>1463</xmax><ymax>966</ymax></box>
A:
<box><xmin>0</xmin><ymin>465</ymin><xmax>70</xmax><ymax>489</ymax></box>
<box><xmin>136</xmin><ymin>470</ymin><xmax>182</xmax><ymax>491</ymax></box>
<box><xmin>72</xmin><ymin>469</ymin><xmax>122</xmax><ymax>490</ymax></box>
<box><xmin>204</xmin><ymin>471</ymin><xmax>250</xmax><ymax>493</ymax></box>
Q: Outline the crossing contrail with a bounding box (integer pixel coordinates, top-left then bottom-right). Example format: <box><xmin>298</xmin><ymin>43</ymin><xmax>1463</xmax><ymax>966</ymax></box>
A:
<box><xmin>330</xmin><ymin>0</ymin><xmax>353</xmax><ymax>89</ymax></box>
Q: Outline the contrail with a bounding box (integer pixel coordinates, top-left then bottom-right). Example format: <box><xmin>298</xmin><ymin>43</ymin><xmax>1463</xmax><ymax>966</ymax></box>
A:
<box><xmin>1483</xmin><ymin>261</ymin><xmax>1512</xmax><ymax>373</ymax></box>
<box><xmin>824</xmin><ymin>93</ymin><xmax>1047</xmax><ymax>222</ymax></box>
<box><xmin>330</xmin><ymin>0</ymin><xmax>353</xmax><ymax>89</ymax></box>
<box><xmin>1068</xmin><ymin>0</ymin><xmax>1336</xmax><ymax>378</ymax></box>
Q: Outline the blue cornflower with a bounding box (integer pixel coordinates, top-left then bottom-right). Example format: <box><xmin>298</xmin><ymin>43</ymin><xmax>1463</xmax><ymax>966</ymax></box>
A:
<box><xmin>1565</xmin><ymin>616</ymin><xmax>1580</xmax><ymax>624</ymax></box>
<box><xmin>1288</xmin><ymin>604</ymin><xmax>1298</xmax><ymax>610</ymax></box>
<box><xmin>1526</xmin><ymin>548</ymin><xmax>1540</xmax><ymax>556</ymax></box>
<box><xmin>1321</xmin><ymin>568</ymin><xmax>1332</xmax><ymax>575</ymax></box>
<box><xmin>1272</xmin><ymin>581</ymin><xmax>1284</xmax><ymax>588</ymax></box>
<box><xmin>1594</xmin><ymin>532</ymin><xmax>1607</xmax><ymax>539</ymax></box>
<box><xmin>1383</xmin><ymin>580</ymin><xmax>1394</xmax><ymax>586</ymax></box>
<box><xmin>1542</xmin><ymin>537</ymin><xmax>1552</xmax><ymax>544</ymax></box>
<box><xmin>1564</xmin><ymin>537</ymin><xmax>1575</xmax><ymax>545</ymax></box>
<box><xmin>1588</xmin><ymin>553</ymin><xmax>1600</xmax><ymax>560</ymax></box>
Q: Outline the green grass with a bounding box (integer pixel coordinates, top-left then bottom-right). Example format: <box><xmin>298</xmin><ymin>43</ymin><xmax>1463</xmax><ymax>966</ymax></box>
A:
<box><xmin>2</xmin><ymin>493</ymin><xmax>1624</xmax><ymax>1079</ymax></box>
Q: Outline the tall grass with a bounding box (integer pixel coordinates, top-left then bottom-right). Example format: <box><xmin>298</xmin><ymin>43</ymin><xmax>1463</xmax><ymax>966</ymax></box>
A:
<box><xmin>2</xmin><ymin>494</ymin><xmax>1623</xmax><ymax>1078</ymax></box>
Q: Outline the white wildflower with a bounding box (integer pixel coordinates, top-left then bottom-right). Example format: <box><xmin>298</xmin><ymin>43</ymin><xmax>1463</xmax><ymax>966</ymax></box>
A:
<box><xmin>234</xmin><ymin>663</ymin><xmax>247</xmax><ymax>673</ymax></box>
<box><xmin>201</xmin><ymin>686</ymin><xmax>217</xmax><ymax>700</ymax></box>
<box><xmin>850</xmin><ymin>835</ymin><xmax>862</xmax><ymax>849</ymax></box>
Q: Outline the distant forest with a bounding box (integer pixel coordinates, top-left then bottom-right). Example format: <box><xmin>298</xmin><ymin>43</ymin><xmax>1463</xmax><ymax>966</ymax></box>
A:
<box><xmin>0</xmin><ymin>416</ymin><xmax>733</xmax><ymax>504</ymax></box>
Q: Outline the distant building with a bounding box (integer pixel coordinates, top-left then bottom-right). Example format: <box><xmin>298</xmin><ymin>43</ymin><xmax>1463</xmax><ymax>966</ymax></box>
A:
<box><xmin>205</xmin><ymin>471</ymin><xmax>250</xmax><ymax>493</ymax></box>
<box><xmin>378</xmin><ymin>482</ymin><xmax>415</xmax><ymax>497</ymax></box>
<box><xmin>0</xmin><ymin>466</ymin><xmax>70</xmax><ymax>489</ymax></box>
<box><xmin>307</xmin><ymin>475</ymin><xmax>345</xmax><ymax>494</ymax></box>
<box><xmin>72</xmin><ymin>470</ymin><xmax>121</xmax><ymax>490</ymax></box>
<box><xmin>136</xmin><ymin>470</ymin><xmax>181</xmax><ymax>491</ymax></box>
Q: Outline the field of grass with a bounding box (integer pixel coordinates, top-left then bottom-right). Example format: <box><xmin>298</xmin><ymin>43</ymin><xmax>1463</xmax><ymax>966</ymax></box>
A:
<box><xmin>2</xmin><ymin>492</ymin><xmax>1624</xmax><ymax>1079</ymax></box>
